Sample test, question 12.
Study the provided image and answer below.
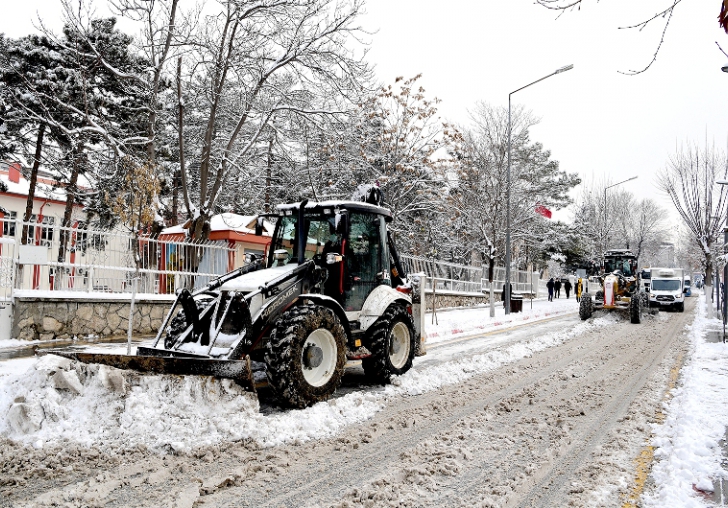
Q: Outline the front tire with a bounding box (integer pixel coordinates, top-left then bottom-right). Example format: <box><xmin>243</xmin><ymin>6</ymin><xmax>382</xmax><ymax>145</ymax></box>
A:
<box><xmin>677</xmin><ymin>301</ymin><xmax>685</xmax><ymax>312</ymax></box>
<box><xmin>579</xmin><ymin>294</ymin><xmax>593</xmax><ymax>321</ymax></box>
<box><xmin>265</xmin><ymin>302</ymin><xmax>346</xmax><ymax>408</ymax></box>
<box><xmin>630</xmin><ymin>293</ymin><xmax>643</xmax><ymax>324</ymax></box>
<box><xmin>362</xmin><ymin>305</ymin><xmax>416</xmax><ymax>384</ymax></box>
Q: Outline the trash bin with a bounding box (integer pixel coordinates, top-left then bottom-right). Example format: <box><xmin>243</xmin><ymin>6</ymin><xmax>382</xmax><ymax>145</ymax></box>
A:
<box><xmin>510</xmin><ymin>294</ymin><xmax>523</xmax><ymax>313</ymax></box>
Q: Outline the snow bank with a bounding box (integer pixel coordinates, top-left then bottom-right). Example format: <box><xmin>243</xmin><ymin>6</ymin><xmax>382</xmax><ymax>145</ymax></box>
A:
<box><xmin>643</xmin><ymin>293</ymin><xmax>728</xmax><ymax>507</ymax></box>
<box><xmin>0</xmin><ymin>311</ymin><xmax>606</xmax><ymax>455</ymax></box>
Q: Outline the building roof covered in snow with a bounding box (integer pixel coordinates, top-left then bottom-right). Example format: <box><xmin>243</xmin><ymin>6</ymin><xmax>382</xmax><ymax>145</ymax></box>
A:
<box><xmin>160</xmin><ymin>213</ymin><xmax>273</xmax><ymax>244</ymax></box>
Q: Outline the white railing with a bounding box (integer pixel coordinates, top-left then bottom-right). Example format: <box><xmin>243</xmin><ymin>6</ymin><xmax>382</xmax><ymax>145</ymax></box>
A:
<box><xmin>400</xmin><ymin>255</ymin><xmax>484</xmax><ymax>294</ymax></box>
<box><xmin>399</xmin><ymin>254</ymin><xmax>541</xmax><ymax>297</ymax></box>
<box><xmin>481</xmin><ymin>266</ymin><xmax>541</xmax><ymax>297</ymax></box>
<box><xmin>0</xmin><ymin>219</ymin><xmax>236</xmax><ymax>295</ymax></box>
<box><xmin>0</xmin><ymin>218</ymin><xmax>545</xmax><ymax>299</ymax></box>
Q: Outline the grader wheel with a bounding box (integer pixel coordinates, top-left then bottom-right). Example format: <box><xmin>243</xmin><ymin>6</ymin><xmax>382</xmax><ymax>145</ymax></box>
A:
<box><xmin>579</xmin><ymin>293</ymin><xmax>593</xmax><ymax>321</ymax></box>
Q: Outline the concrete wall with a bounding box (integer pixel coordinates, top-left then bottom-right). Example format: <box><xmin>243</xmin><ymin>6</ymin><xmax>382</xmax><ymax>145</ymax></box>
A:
<box><xmin>11</xmin><ymin>291</ymin><xmax>510</xmax><ymax>341</ymax></box>
<box><xmin>425</xmin><ymin>291</ymin><xmax>490</xmax><ymax>309</ymax></box>
<box><xmin>13</xmin><ymin>296</ymin><xmax>175</xmax><ymax>341</ymax></box>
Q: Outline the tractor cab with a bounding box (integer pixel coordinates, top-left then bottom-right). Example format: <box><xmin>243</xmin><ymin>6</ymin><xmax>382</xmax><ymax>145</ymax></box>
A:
<box><xmin>271</xmin><ymin>200</ymin><xmax>396</xmax><ymax>312</ymax></box>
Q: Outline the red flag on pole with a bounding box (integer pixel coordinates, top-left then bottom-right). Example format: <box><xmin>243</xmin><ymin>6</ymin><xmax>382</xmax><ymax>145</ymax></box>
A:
<box><xmin>535</xmin><ymin>204</ymin><xmax>552</xmax><ymax>219</ymax></box>
<box><xmin>720</xmin><ymin>0</ymin><xmax>728</xmax><ymax>33</ymax></box>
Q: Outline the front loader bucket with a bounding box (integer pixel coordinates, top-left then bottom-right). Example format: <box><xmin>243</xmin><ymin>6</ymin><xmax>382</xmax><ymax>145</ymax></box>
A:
<box><xmin>43</xmin><ymin>350</ymin><xmax>255</xmax><ymax>392</ymax></box>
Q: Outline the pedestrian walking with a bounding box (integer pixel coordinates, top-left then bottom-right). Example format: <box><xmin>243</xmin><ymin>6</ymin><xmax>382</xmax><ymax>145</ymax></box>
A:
<box><xmin>564</xmin><ymin>279</ymin><xmax>572</xmax><ymax>299</ymax></box>
<box><xmin>547</xmin><ymin>278</ymin><xmax>555</xmax><ymax>302</ymax></box>
<box><xmin>554</xmin><ymin>278</ymin><xmax>562</xmax><ymax>298</ymax></box>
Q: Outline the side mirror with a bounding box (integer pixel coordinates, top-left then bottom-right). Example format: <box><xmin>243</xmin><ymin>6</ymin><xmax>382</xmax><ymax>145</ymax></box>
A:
<box><xmin>334</xmin><ymin>211</ymin><xmax>349</xmax><ymax>235</ymax></box>
<box><xmin>255</xmin><ymin>216</ymin><xmax>265</xmax><ymax>236</ymax></box>
<box><xmin>326</xmin><ymin>253</ymin><xmax>343</xmax><ymax>264</ymax></box>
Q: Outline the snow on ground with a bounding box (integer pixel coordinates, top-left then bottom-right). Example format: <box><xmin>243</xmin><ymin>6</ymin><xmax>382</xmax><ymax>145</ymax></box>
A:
<box><xmin>1</xmin><ymin>294</ymin><xmax>728</xmax><ymax>507</ymax></box>
<box><xmin>423</xmin><ymin>296</ymin><xmax>576</xmax><ymax>346</ymax></box>
<box><xmin>0</xmin><ymin>297</ymin><xmax>582</xmax><ymax>454</ymax></box>
<box><xmin>0</xmin><ymin>338</ymin><xmax>39</xmax><ymax>350</ymax></box>
<box><xmin>643</xmin><ymin>292</ymin><xmax>728</xmax><ymax>507</ymax></box>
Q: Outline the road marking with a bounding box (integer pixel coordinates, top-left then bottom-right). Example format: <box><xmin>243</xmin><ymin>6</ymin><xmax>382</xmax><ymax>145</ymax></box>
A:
<box><xmin>622</xmin><ymin>350</ymin><xmax>685</xmax><ymax>507</ymax></box>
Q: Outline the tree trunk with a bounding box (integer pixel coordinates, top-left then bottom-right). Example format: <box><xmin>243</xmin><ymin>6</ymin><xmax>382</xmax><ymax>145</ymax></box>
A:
<box><xmin>171</xmin><ymin>169</ymin><xmax>179</xmax><ymax>225</ymax></box>
<box><xmin>57</xmin><ymin>148</ymin><xmax>82</xmax><ymax>265</ymax></box>
<box><xmin>265</xmin><ymin>137</ymin><xmax>273</xmax><ymax>213</ymax></box>
<box><xmin>705</xmin><ymin>250</ymin><xmax>714</xmax><ymax>287</ymax></box>
<box><xmin>21</xmin><ymin>124</ymin><xmax>46</xmax><ymax>245</ymax></box>
<box><xmin>176</xmin><ymin>56</ymin><xmax>191</xmax><ymax>220</ymax></box>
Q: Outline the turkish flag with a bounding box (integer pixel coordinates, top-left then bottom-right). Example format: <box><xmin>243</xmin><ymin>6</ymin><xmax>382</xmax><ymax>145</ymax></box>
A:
<box><xmin>535</xmin><ymin>204</ymin><xmax>552</xmax><ymax>219</ymax></box>
<box><xmin>720</xmin><ymin>0</ymin><xmax>728</xmax><ymax>33</ymax></box>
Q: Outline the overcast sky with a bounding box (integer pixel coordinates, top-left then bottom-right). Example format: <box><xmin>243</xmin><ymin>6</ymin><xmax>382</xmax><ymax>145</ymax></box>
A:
<box><xmin>4</xmin><ymin>0</ymin><xmax>728</xmax><ymax>226</ymax></box>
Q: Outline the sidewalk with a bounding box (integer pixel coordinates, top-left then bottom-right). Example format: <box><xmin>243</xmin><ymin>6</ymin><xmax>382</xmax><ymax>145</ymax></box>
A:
<box><xmin>423</xmin><ymin>296</ymin><xmax>578</xmax><ymax>347</ymax></box>
<box><xmin>643</xmin><ymin>292</ymin><xmax>728</xmax><ymax>507</ymax></box>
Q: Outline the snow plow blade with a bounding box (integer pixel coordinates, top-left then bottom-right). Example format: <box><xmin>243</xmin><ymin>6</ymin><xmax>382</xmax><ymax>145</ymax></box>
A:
<box><xmin>44</xmin><ymin>349</ymin><xmax>255</xmax><ymax>392</ymax></box>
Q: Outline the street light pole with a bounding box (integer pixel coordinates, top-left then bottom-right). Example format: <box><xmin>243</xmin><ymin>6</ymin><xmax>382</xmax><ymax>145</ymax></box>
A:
<box><xmin>602</xmin><ymin>176</ymin><xmax>638</xmax><ymax>265</ymax></box>
<box><xmin>505</xmin><ymin>64</ymin><xmax>573</xmax><ymax>314</ymax></box>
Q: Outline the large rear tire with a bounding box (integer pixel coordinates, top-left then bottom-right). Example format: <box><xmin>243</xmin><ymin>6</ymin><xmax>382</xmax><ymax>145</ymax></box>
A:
<box><xmin>362</xmin><ymin>305</ymin><xmax>416</xmax><ymax>384</ymax></box>
<box><xmin>579</xmin><ymin>294</ymin><xmax>593</xmax><ymax>321</ymax></box>
<box><xmin>630</xmin><ymin>293</ymin><xmax>642</xmax><ymax>324</ymax></box>
<box><xmin>265</xmin><ymin>302</ymin><xmax>346</xmax><ymax>408</ymax></box>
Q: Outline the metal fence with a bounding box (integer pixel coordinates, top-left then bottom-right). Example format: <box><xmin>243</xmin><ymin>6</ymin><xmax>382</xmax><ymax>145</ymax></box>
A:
<box><xmin>0</xmin><ymin>218</ymin><xmax>236</xmax><ymax>295</ymax></box>
<box><xmin>400</xmin><ymin>254</ymin><xmax>541</xmax><ymax>297</ymax></box>
<box><xmin>481</xmin><ymin>266</ymin><xmax>541</xmax><ymax>296</ymax></box>
<box><xmin>0</xmin><ymin>218</ymin><xmax>545</xmax><ymax>298</ymax></box>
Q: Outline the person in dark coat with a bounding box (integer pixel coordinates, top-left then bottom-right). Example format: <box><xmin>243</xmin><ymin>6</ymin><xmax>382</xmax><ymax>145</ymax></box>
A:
<box><xmin>564</xmin><ymin>279</ymin><xmax>572</xmax><ymax>299</ymax></box>
<box><xmin>546</xmin><ymin>278</ymin><xmax>555</xmax><ymax>301</ymax></box>
<box><xmin>554</xmin><ymin>278</ymin><xmax>562</xmax><ymax>298</ymax></box>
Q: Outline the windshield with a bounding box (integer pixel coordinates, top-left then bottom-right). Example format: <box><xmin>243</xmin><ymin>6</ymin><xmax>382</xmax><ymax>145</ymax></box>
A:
<box><xmin>269</xmin><ymin>213</ymin><xmax>342</xmax><ymax>266</ymax></box>
<box><xmin>651</xmin><ymin>279</ymin><xmax>681</xmax><ymax>291</ymax></box>
<box><xmin>604</xmin><ymin>256</ymin><xmax>637</xmax><ymax>277</ymax></box>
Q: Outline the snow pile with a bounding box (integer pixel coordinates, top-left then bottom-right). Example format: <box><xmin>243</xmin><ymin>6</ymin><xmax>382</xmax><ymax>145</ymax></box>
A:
<box><xmin>0</xmin><ymin>314</ymin><xmax>606</xmax><ymax>455</ymax></box>
<box><xmin>643</xmin><ymin>293</ymin><xmax>728</xmax><ymax>507</ymax></box>
<box><xmin>0</xmin><ymin>354</ymin><xmax>386</xmax><ymax>453</ymax></box>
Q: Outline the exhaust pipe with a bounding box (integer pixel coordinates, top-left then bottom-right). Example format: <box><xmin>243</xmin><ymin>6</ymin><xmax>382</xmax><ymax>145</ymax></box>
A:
<box><xmin>297</xmin><ymin>199</ymin><xmax>309</xmax><ymax>265</ymax></box>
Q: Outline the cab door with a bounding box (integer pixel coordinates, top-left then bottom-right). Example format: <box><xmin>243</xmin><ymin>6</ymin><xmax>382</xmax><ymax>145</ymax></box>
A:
<box><xmin>343</xmin><ymin>212</ymin><xmax>390</xmax><ymax>311</ymax></box>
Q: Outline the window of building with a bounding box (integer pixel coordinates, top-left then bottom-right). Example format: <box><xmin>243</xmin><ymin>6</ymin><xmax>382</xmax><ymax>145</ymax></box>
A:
<box><xmin>2</xmin><ymin>211</ymin><xmax>17</xmax><ymax>237</ymax></box>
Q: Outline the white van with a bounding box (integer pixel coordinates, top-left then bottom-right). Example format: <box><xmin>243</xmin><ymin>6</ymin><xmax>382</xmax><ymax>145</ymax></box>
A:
<box><xmin>649</xmin><ymin>268</ymin><xmax>685</xmax><ymax>312</ymax></box>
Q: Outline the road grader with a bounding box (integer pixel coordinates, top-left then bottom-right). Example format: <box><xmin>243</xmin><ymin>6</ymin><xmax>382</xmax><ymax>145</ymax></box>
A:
<box><xmin>50</xmin><ymin>194</ymin><xmax>425</xmax><ymax>408</ymax></box>
<box><xmin>579</xmin><ymin>249</ymin><xmax>646</xmax><ymax>324</ymax></box>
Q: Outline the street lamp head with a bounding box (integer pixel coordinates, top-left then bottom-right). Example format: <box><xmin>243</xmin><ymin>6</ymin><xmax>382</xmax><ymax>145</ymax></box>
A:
<box><xmin>555</xmin><ymin>64</ymin><xmax>574</xmax><ymax>74</ymax></box>
<box><xmin>722</xmin><ymin>63</ymin><xmax>728</xmax><ymax>73</ymax></box>
<box><xmin>717</xmin><ymin>179</ymin><xmax>728</xmax><ymax>185</ymax></box>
